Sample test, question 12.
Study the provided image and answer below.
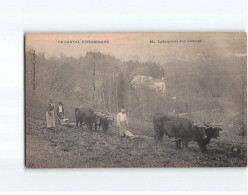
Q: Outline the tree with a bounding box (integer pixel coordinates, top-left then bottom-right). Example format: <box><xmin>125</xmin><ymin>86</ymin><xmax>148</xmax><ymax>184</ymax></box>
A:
<box><xmin>49</xmin><ymin>66</ymin><xmax>63</xmax><ymax>91</ymax></box>
<box><xmin>237</xmin><ymin>56</ymin><xmax>247</xmax><ymax>136</ymax></box>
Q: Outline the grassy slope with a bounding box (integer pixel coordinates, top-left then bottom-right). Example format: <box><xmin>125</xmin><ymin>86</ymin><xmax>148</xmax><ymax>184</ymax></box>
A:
<box><xmin>25</xmin><ymin>98</ymin><xmax>247</xmax><ymax>168</ymax></box>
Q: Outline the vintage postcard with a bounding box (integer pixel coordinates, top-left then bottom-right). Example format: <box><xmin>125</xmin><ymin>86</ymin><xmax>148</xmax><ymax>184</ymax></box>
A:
<box><xmin>25</xmin><ymin>33</ymin><xmax>247</xmax><ymax>168</ymax></box>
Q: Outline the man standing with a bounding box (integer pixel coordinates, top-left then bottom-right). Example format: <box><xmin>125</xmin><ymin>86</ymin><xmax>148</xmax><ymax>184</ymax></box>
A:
<box><xmin>56</xmin><ymin>101</ymin><xmax>65</xmax><ymax>119</ymax></box>
<box><xmin>117</xmin><ymin>108</ymin><xmax>128</xmax><ymax>137</ymax></box>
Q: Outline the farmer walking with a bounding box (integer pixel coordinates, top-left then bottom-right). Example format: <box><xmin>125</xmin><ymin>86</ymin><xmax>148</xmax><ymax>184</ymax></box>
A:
<box><xmin>117</xmin><ymin>108</ymin><xmax>128</xmax><ymax>137</ymax></box>
<box><xmin>46</xmin><ymin>99</ymin><xmax>55</xmax><ymax>130</ymax></box>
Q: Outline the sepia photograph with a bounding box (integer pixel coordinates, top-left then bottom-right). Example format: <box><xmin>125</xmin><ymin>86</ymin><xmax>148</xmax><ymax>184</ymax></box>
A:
<box><xmin>25</xmin><ymin>33</ymin><xmax>247</xmax><ymax>168</ymax></box>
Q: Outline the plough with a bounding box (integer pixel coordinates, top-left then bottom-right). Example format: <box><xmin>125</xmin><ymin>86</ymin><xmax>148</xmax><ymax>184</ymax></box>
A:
<box><xmin>56</xmin><ymin>115</ymin><xmax>74</xmax><ymax>128</ymax></box>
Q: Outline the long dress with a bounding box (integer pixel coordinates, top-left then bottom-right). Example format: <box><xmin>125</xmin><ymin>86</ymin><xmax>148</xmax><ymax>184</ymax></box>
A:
<box><xmin>46</xmin><ymin>103</ymin><xmax>55</xmax><ymax>129</ymax></box>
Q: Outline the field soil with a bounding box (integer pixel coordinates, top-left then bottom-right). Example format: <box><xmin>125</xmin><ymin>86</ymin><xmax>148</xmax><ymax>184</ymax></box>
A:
<box><xmin>25</xmin><ymin>98</ymin><xmax>247</xmax><ymax>168</ymax></box>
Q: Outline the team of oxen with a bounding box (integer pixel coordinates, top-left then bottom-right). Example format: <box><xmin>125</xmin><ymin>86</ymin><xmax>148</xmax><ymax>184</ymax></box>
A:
<box><xmin>74</xmin><ymin>106</ymin><xmax>222</xmax><ymax>153</ymax></box>
<box><xmin>153</xmin><ymin>113</ymin><xmax>222</xmax><ymax>152</ymax></box>
<box><xmin>75</xmin><ymin>106</ymin><xmax>114</xmax><ymax>133</ymax></box>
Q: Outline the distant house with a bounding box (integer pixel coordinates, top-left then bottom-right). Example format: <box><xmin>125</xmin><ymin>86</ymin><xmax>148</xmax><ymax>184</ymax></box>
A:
<box><xmin>130</xmin><ymin>75</ymin><xmax>166</xmax><ymax>94</ymax></box>
<box><xmin>73</xmin><ymin>86</ymin><xmax>83</xmax><ymax>93</ymax></box>
<box><xmin>73</xmin><ymin>86</ymin><xmax>84</xmax><ymax>97</ymax></box>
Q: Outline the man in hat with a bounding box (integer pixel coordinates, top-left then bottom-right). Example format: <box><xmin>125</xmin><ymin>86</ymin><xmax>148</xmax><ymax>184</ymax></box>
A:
<box><xmin>117</xmin><ymin>108</ymin><xmax>128</xmax><ymax>137</ymax></box>
<box><xmin>46</xmin><ymin>99</ymin><xmax>55</xmax><ymax>130</ymax></box>
<box><xmin>56</xmin><ymin>101</ymin><xmax>65</xmax><ymax>119</ymax></box>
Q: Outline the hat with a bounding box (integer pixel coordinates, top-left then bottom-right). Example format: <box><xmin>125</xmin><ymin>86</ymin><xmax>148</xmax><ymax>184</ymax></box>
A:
<box><xmin>58</xmin><ymin>101</ymin><xmax>63</xmax><ymax>105</ymax></box>
<box><xmin>47</xmin><ymin>99</ymin><xmax>53</xmax><ymax>104</ymax></box>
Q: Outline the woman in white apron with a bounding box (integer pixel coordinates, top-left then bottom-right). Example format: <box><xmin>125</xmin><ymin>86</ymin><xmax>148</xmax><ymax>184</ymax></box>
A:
<box><xmin>46</xmin><ymin>99</ymin><xmax>55</xmax><ymax>129</ymax></box>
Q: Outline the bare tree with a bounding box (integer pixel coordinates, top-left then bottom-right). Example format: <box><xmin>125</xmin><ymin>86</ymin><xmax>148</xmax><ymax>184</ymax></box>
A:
<box><xmin>92</xmin><ymin>61</ymin><xmax>95</xmax><ymax>100</ymax></box>
<box><xmin>33</xmin><ymin>50</ymin><xmax>36</xmax><ymax>95</ymax></box>
<box><xmin>238</xmin><ymin>56</ymin><xmax>247</xmax><ymax>136</ymax></box>
<box><xmin>49</xmin><ymin>66</ymin><xmax>63</xmax><ymax>91</ymax></box>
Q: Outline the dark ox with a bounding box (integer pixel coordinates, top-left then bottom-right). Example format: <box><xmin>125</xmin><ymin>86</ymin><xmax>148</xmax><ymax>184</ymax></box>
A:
<box><xmin>103</xmin><ymin>111</ymin><xmax>114</xmax><ymax>125</ymax></box>
<box><xmin>75</xmin><ymin>107</ymin><xmax>96</xmax><ymax>130</ymax></box>
<box><xmin>153</xmin><ymin>113</ymin><xmax>207</xmax><ymax>149</ymax></box>
<box><xmin>195</xmin><ymin>123</ymin><xmax>222</xmax><ymax>152</ymax></box>
<box><xmin>94</xmin><ymin>112</ymin><xmax>110</xmax><ymax>133</ymax></box>
<box><xmin>107</xmin><ymin>115</ymin><xmax>114</xmax><ymax>125</ymax></box>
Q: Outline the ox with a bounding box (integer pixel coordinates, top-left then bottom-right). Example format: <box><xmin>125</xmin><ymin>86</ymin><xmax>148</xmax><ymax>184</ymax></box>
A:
<box><xmin>153</xmin><ymin>113</ymin><xmax>207</xmax><ymax>150</ymax></box>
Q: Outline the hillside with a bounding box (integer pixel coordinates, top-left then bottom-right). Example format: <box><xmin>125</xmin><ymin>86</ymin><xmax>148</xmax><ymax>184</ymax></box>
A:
<box><xmin>25</xmin><ymin>95</ymin><xmax>247</xmax><ymax>168</ymax></box>
<box><xmin>25</xmin><ymin>49</ymin><xmax>247</xmax><ymax>168</ymax></box>
<box><xmin>25</xmin><ymin>50</ymin><xmax>246</xmax><ymax>130</ymax></box>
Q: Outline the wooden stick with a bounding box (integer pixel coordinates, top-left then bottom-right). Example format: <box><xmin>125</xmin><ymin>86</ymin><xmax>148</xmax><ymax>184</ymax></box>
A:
<box><xmin>133</xmin><ymin>135</ymin><xmax>180</xmax><ymax>145</ymax></box>
<box><xmin>164</xmin><ymin>138</ymin><xmax>180</xmax><ymax>145</ymax></box>
<box><xmin>134</xmin><ymin>135</ymin><xmax>153</xmax><ymax>139</ymax></box>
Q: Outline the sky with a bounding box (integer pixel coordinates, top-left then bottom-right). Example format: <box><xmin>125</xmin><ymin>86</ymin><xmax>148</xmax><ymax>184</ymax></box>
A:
<box><xmin>25</xmin><ymin>32</ymin><xmax>246</xmax><ymax>65</ymax></box>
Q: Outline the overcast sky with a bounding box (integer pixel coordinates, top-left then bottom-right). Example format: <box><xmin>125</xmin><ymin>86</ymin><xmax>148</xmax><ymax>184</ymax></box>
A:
<box><xmin>26</xmin><ymin>33</ymin><xmax>246</xmax><ymax>65</ymax></box>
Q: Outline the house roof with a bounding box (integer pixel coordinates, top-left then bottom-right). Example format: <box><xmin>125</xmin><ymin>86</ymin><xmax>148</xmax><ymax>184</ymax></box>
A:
<box><xmin>131</xmin><ymin>75</ymin><xmax>165</xmax><ymax>85</ymax></box>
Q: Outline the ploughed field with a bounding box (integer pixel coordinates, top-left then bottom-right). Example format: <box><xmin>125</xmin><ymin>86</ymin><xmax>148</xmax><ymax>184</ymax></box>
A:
<box><xmin>25</xmin><ymin>102</ymin><xmax>247</xmax><ymax>168</ymax></box>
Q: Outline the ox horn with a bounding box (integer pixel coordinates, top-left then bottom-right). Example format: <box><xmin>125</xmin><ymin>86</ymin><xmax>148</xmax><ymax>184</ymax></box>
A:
<box><xmin>195</xmin><ymin>122</ymin><xmax>211</xmax><ymax>129</ymax></box>
<box><xmin>211</xmin><ymin>122</ymin><xmax>224</xmax><ymax>127</ymax></box>
<box><xmin>193</xmin><ymin>121</ymin><xmax>203</xmax><ymax>126</ymax></box>
<box><xmin>218</xmin><ymin>122</ymin><xmax>224</xmax><ymax>126</ymax></box>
